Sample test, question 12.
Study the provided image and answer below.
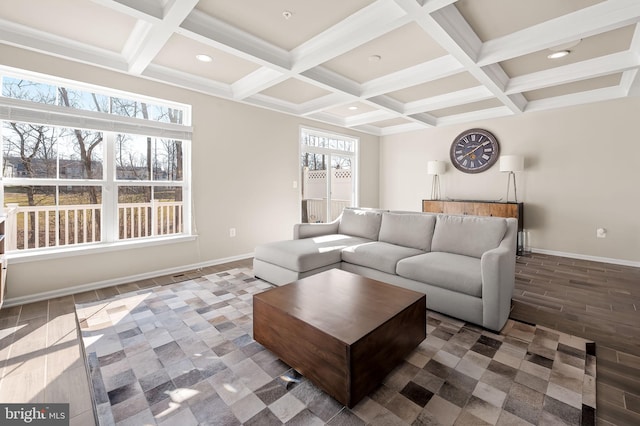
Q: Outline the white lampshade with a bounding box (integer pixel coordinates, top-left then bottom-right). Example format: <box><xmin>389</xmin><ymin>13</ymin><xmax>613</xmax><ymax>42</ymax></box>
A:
<box><xmin>427</xmin><ymin>160</ymin><xmax>446</xmax><ymax>175</ymax></box>
<box><xmin>499</xmin><ymin>155</ymin><xmax>524</xmax><ymax>172</ymax></box>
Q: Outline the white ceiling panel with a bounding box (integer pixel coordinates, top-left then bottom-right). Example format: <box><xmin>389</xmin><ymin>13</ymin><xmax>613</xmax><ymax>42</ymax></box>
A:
<box><xmin>152</xmin><ymin>34</ymin><xmax>260</xmax><ymax>83</ymax></box>
<box><xmin>260</xmin><ymin>78</ymin><xmax>332</xmax><ymax>105</ymax></box>
<box><xmin>194</xmin><ymin>0</ymin><xmax>376</xmax><ymax>51</ymax></box>
<box><xmin>321</xmin><ymin>22</ymin><xmax>448</xmax><ymax>84</ymax></box>
<box><xmin>0</xmin><ymin>0</ymin><xmax>136</xmax><ymax>53</ymax></box>
<box><xmin>324</xmin><ymin>102</ymin><xmax>381</xmax><ymax>118</ymax></box>
<box><xmin>456</xmin><ymin>0</ymin><xmax>605</xmax><ymax>42</ymax></box>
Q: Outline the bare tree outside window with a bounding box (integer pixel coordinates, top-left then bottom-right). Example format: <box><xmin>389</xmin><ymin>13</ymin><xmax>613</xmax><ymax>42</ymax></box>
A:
<box><xmin>58</xmin><ymin>87</ymin><xmax>103</xmax><ymax>204</ymax></box>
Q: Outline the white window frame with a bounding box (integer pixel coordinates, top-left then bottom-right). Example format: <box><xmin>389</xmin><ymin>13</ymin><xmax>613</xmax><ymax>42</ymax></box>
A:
<box><xmin>299</xmin><ymin>126</ymin><xmax>359</xmax><ymax>222</ymax></box>
<box><xmin>0</xmin><ymin>66</ymin><xmax>194</xmax><ymax>263</ymax></box>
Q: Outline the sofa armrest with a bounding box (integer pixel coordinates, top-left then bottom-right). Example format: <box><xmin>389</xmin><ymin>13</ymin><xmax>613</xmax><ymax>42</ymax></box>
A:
<box><xmin>293</xmin><ymin>215</ymin><xmax>341</xmax><ymax>239</ymax></box>
<box><xmin>480</xmin><ymin>218</ymin><xmax>517</xmax><ymax>331</ymax></box>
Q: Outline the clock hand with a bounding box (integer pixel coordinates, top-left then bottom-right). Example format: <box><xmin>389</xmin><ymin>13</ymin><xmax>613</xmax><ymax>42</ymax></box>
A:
<box><xmin>461</xmin><ymin>141</ymin><xmax>488</xmax><ymax>158</ymax></box>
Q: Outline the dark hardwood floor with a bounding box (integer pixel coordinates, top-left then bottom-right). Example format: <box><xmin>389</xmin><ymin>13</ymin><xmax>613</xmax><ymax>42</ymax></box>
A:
<box><xmin>0</xmin><ymin>254</ymin><xmax>638</xmax><ymax>425</ymax></box>
<box><xmin>511</xmin><ymin>253</ymin><xmax>640</xmax><ymax>426</ymax></box>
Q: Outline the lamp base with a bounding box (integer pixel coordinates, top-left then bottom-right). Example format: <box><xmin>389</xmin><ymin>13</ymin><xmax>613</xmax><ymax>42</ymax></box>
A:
<box><xmin>505</xmin><ymin>171</ymin><xmax>518</xmax><ymax>203</ymax></box>
<box><xmin>430</xmin><ymin>175</ymin><xmax>441</xmax><ymax>200</ymax></box>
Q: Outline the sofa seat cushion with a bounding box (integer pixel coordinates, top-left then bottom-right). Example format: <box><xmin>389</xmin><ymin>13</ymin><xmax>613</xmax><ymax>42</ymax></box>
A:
<box><xmin>396</xmin><ymin>252</ymin><xmax>482</xmax><ymax>297</ymax></box>
<box><xmin>341</xmin><ymin>242</ymin><xmax>424</xmax><ymax>274</ymax></box>
<box><xmin>254</xmin><ymin>234</ymin><xmax>372</xmax><ymax>273</ymax></box>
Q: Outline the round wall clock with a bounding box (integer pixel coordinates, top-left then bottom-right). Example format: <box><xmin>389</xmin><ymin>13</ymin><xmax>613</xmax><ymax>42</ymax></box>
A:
<box><xmin>450</xmin><ymin>128</ymin><xmax>500</xmax><ymax>174</ymax></box>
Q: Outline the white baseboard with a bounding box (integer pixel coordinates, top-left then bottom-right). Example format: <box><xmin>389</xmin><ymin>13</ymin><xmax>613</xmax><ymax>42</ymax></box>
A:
<box><xmin>529</xmin><ymin>248</ymin><xmax>640</xmax><ymax>268</ymax></box>
<box><xmin>3</xmin><ymin>252</ymin><xmax>255</xmax><ymax>308</ymax></box>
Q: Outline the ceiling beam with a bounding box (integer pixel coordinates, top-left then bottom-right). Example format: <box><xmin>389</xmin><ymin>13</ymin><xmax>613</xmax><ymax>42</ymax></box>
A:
<box><xmin>404</xmin><ymin>85</ymin><xmax>495</xmax><ymax>115</ymax></box>
<box><xmin>124</xmin><ymin>0</ymin><xmax>200</xmax><ymax>74</ymax></box>
<box><xmin>378</xmin><ymin>121</ymin><xmax>428</xmax><ymax>135</ymax></box>
<box><xmin>304</xmin><ymin>111</ymin><xmax>351</xmax><ymax>129</ymax></box>
<box><xmin>525</xmin><ymin>86</ymin><xmax>627</xmax><ymax>112</ymax></box>
<box><xmin>243</xmin><ymin>93</ymin><xmax>300</xmax><ymax>115</ymax></box>
<box><xmin>300</xmin><ymin>67</ymin><xmax>362</xmax><ymax>98</ymax></box>
<box><xmin>231</xmin><ymin>68</ymin><xmax>288</xmax><ymax>100</ymax></box>
<box><xmin>419</xmin><ymin>0</ymin><xmax>459</xmax><ymax>13</ymax></box>
<box><xmin>360</xmin><ymin>55</ymin><xmax>464</xmax><ymax>98</ymax></box>
<box><xmin>623</xmin><ymin>24</ymin><xmax>640</xmax><ymax>95</ymax></box>
<box><xmin>621</xmin><ymin>69</ymin><xmax>640</xmax><ymax>95</ymax></box>
<box><xmin>344</xmin><ymin>110</ymin><xmax>397</xmax><ymax>127</ymax></box>
<box><xmin>436</xmin><ymin>106</ymin><xmax>513</xmax><ymax>127</ymax></box>
<box><xmin>408</xmin><ymin>112</ymin><xmax>437</xmax><ymax>127</ymax></box>
<box><xmin>142</xmin><ymin>63</ymin><xmax>233</xmax><ymax>98</ymax></box>
<box><xmin>506</xmin><ymin>51</ymin><xmax>640</xmax><ymax>94</ymax></box>
<box><xmin>366</xmin><ymin>95</ymin><xmax>405</xmax><ymax>115</ymax></box>
<box><xmin>298</xmin><ymin>93</ymin><xmax>355</xmax><ymax>116</ymax></box>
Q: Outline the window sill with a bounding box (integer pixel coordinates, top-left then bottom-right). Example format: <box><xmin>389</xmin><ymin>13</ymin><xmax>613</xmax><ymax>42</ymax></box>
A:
<box><xmin>5</xmin><ymin>234</ymin><xmax>198</xmax><ymax>264</ymax></box>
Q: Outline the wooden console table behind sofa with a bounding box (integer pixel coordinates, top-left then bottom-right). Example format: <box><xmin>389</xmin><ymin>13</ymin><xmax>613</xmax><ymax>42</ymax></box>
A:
<box><xmin>422</xmin><ymin>200</ymin><xmax>524</xmax><ymax>255</ymax></box>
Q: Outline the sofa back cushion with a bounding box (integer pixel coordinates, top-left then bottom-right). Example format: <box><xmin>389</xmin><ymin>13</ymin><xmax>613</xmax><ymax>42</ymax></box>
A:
<box><xmin>378</xmin><ymin>213</ymin><xmax>436</xmax><ymax>251</ymax></box>
<box><xmin>431</xmin><ymin>215</ymin><xmax>507</xmax><ymax>258</ymax></box>
<box><xmin>338</xmin><ymin>208</ymin><xmax>383</xmax><ymax>240</ymax></box>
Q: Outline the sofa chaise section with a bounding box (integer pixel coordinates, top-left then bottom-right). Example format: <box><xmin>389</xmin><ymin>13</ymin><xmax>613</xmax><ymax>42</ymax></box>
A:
<box><xmin>253</xmin><ymin>234</ymin><xmax>372</xmax><ymax>286</ymax></box>
<box><xmin>253</xmin><ymin>209</ymin><xmax>384</xmax><ymax>286</ymax></box>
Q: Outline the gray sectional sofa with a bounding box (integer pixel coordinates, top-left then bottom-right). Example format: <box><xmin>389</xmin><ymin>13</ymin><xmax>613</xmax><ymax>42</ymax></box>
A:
<box><xmin>253</xmin><ymin>208</ymin><xmax>517</xmax><ymax>331</ymax></box>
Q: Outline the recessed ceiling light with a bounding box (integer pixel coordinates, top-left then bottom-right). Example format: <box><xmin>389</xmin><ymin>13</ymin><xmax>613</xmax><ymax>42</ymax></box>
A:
<box><xmin>368</xmin><ymin>55</ymin><xmax>382</xmax><ymax>62</ymax></box>
<box><xmin>196</xmin><ymin>54</ymin><xmax>212</xmax><ymax>63</ymax></box>
<box><xmin>547</xmin><ymin>50</ymin><xmax>570</xmax><ymax>59</ymax></box>
<box><xmin>348</xmin><ymin>106</ymin><xmax>359</xmax><ymax>111</ymax></box>
<box><xmin>547</xmin><ymin>39</ymin><xmax>581</xmax><ymax>60</ymax></box>
<box><xmin>282</xmin><ymin>10</ymin><xmax>293</xmax><ymax>20</ymax></box>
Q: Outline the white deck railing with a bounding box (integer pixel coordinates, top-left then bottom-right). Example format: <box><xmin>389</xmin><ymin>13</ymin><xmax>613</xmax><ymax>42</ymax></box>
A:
<box><xmin>304</xmin><ymin>199</ymin><xmax>351</xmax><ymax>223</ymax></box>
<box><xmin>5</xmin><ymin>200</ymin><xmax>183</xmax><ymax>251</ymax></box>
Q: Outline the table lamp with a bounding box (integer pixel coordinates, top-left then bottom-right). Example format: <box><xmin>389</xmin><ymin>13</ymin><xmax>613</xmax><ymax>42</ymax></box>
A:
<box><xmin>500</xmin><ymin>155</ymin><xmax>524</xmax><ymax>202</ymax></box>
<box><xmin>427</xmin><ymin>160</ymin><xmax>446</xmax><ymax>200</ymax></box>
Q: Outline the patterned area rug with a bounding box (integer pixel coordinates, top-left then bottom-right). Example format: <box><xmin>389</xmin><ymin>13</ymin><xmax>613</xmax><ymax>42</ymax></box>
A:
<box><xmin>76</xmin><ymin>268</ymin><xmax>596</xmax><ymax>425</ymax></box>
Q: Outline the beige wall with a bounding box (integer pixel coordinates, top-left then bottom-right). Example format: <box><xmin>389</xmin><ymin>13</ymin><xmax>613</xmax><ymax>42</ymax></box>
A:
<box><xmin>381</xmin><ymin>97</ymin><xmax>640</xmax><ymax>264</ymax></box>
<box><xmin>0</xmin><ymin>45</ymin><xmax>380</xmax><ymax>301</ymax></box>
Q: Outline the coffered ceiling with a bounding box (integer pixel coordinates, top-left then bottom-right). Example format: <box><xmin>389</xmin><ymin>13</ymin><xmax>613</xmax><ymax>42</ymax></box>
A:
<box><xmin>1</xmin><ymin>0</ymin><xmax>639</xmax><ymax>136</ymax></box>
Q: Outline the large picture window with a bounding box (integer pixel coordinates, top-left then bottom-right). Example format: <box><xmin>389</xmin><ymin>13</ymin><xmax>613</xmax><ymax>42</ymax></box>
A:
<box><xmin>0</xmin><ymin>68</ymin><xmax>192</xmax><ymax>254</ymax></box>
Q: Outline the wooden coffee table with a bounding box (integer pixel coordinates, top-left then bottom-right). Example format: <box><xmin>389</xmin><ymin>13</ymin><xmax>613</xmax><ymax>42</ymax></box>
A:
<box><xmin>253</xmin><ymin>269</ymin><xmax>426</xmax><ymax>408</ymax></box>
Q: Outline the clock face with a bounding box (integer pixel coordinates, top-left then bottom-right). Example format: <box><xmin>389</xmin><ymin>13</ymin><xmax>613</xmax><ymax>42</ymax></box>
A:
<box><xmin>450</xmin><ymin>128</ymin><xmax>500</xmax><ymax>174</ymax></box>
